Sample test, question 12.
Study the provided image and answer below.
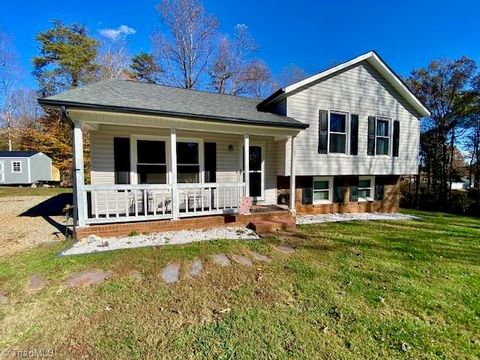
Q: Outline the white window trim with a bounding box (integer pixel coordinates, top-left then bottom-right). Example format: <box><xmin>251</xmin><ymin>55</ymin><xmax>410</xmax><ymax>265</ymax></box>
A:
<box><xmin>358</xmin><ymin>176</ymin><xmax>375</xmax><ymax>202</ymax></box>
<box><xmin>313</xmin><ymin>176</ymin><xmax>334</xmax><ymax>204</ymax></box>
<box><xmin>130</xmin><ymin>135</ymin><xmax>170</xmax><ymax>185</ymax></box>
<box><xmin>327</xmin><ymin>110</ymin><xmax>350</xmax><ymax>155</ymax></box>
<box><xmin>375</xmin><ymin>116</ymin><xmax>392</xmax><ymax>157</ymax></box>
<box><xmin>176</xmin><ymin>137</ymin><xmax>205</xmax><ymax>184</ymax></box>
<box><xmin>130</xmin><ymin>135</ymin><xmax>205</xmax><ymax>185</ymax></box>
<box><xmin>11</xmin><ymin>161</ymin><xmax>22</xmax><ymax>174</ymax></box>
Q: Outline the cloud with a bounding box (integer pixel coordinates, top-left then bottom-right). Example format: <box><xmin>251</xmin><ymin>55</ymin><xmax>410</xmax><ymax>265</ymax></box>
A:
<box><xmin>99</xmin><ymin>25</ymin><xmax>136</xmax><ymax>41</ymax></box>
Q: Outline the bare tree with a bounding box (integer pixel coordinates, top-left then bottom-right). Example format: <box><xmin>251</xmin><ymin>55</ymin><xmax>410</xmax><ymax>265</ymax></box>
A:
<box><xmin>209</xmin><ymin>24</ymin><xmax>272</xmax><ymax>98</ymax></box>
<box><xmin>0</xmin><ymin>31</ymin><xmax>22</xmax><ymax>151</ymax></box>
<box><xmin>96</xmin><ymin>39</ymin><xmax>132</xmax><ymax>80</ymax></box>
<box><xmin>152</xmin><ymin>0</ymin><xmax>219</xmax><ymax>89</ymax></box>
<box><xmin>275</xmin><ymin>64</ymin><xmax>309</xmax><ymax>88</ymax></box>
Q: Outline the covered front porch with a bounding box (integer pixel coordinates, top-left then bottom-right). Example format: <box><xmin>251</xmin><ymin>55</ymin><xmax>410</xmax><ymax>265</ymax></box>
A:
<box><xmin>70</xmin><ymin>108</ymin><xmax>300</xmax><ymax>231</ymax></box>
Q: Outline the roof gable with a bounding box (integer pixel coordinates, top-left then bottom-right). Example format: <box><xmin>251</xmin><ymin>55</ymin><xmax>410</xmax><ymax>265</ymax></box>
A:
<box><xmin>259</xmin><ymin>51</ymin><xmax>430</xmax><ymax>117</ymax></box>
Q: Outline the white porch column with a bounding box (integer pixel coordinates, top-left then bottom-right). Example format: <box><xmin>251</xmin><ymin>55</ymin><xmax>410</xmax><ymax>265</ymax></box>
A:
<box><xmin>289</xmin><ymin>135</ymin><xmax>296</xmax><ymax>213</ymax></box>
<box><xmin>170</xmin><ymin>128</ymin><xmax>179</xmax><ymax>219</ymax></box>
<box><xmin>72</xmin><ymin>121</ymin><xmax>86</xmax><ymax>227</ymax></box>
<box><xmin>244</xmin><ymin>133</ymin><xmax>250</xmax><ymax>197</ymax></box>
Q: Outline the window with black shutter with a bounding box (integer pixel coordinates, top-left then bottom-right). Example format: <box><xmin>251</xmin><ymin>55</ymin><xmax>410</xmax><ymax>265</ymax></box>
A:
<box><xmin>204</xmin><ymin>142</ymin><xmax>216</xmax><ymax>182</ymax></box>
<box><xmin>350</xmin><ymin>176</ymin><xmax>359</xmax><ymax>202</ymax></box>
<box><xmin>367</xmin><ymin>116</ymin><xmax>376</xmax><ymax>156</ymax></box>
<box><xmin>318</xmin><ymin>110</ymin><xmax>328</xmax><ymax>154</ymax></box>
<box><xmin>333</xmin><ymin>177</ymin><xmax>344</xmax><ymax>203</ymax></box>
<box><xmin>114</xmin><ymin>137</ymin><xmax>130</xmax><ymax>184</ymax></box>
<box><xmin>350</xmin><ymin>114</ymin><xmax>358</xmax><ymax>155</ymax></box>
<box><xmin>375</xmin><ymin>176</ymin><xmax>385</xmax><ymax>200</ymax></box>
<box><xmin>302</xmin><ymin>186</ymin><xmax>313</xmax><ymax>205</ymax></box>
<box><xmin>393</xmin><ymin>121</ymin><xmax>400</xmax><ymax>157</ymax></box>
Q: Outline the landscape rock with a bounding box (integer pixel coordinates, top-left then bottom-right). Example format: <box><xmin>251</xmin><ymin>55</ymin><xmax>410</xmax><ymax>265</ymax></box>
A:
<box><xmin>248</xmin><ymin>251</ymin><xmax>272</xmax><ymax>263</ymax></box>
<box><xmin>230</xmin><ymin>254</ymin><xmax>253</xmax><ymax>266</ymax></box>
<box><xmin>27</xmin><ymin>274</ymin><xmax>45</xmax><ymax>291</ymax></box>
<box><xmin>162</xmin><ymin>263</ymin><xmax>180</xmax><ymax>284</ymax></box>
<box><xmin>189</xmin><ymin>258</ymin><xmax>203</xmax><ymax>278</ymax></box>
<box><xmin>274</xmin><ymin>245</ymin><xmax>296</xmax><ymax>254</ymax></box>
<box><xmin>0</xmin><ymin>291</ymin><xmax>6</xmax><ymax>303</ymax></box>
<box><xmin>210</xmin><ymin>254</ymin><xmax>231</xmax><ymax>267</ymax></box>
<box><xmin>67</xmin><ymin>270</ymin><xmax>112</xmax><ymax>287</ymax></box>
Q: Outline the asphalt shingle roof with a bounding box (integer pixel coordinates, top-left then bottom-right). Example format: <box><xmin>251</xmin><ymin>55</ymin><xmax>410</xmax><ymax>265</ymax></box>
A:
<box><xmin>0</xmin><ymin>151</ymin><xmax>40</xmax><ymax>158</ymax></box>
<box><xmin>38</xmin><ymin>79</ymin><xmax>307</xmax><ymax>129</ymax></box>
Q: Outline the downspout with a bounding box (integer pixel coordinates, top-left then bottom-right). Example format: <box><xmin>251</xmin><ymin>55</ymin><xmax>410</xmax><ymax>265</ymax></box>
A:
<box><xmin>61</xmin><ymin>106</ymin><xmax>78</xmax><ymax>236</ymax></box>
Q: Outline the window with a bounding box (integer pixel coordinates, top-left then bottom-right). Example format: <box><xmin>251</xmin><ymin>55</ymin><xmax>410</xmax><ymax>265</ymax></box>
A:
<box><xmin>177</xmin><ymin>142</ymin><xmax>200</xmax><ymax>183</ymax></box>
<box><xmin>376</xmin><ymin>118</ymin><xmax>390</xmax><ymax>155</ymax></box>
<box><xmin>329</xmin><ymin>112</ymin><xmax>347</xmax><ymax>153</ymax></box>
<box><xmin>114</xmin><ymin>138</ymin><xmax>130</xmax><ymax>184</ymax></box>
<box><xmin>12</xmin><ymin>161</ymin><xmax>21</xmax><ymax>173</ymax></box>
<box><xmin>319</xmin><ymin>111</ymin><xmax>358</xmax><ymax>155</ymax></box>
<box><xmin>136</xmin><ymin>140</ymin><xmax>167</xmax><ymax>184</ymax></box>
<box><xmin>313</xmin><ymin>177</ymin><xmax>333</xmax><ymax>204</ymax></box>
<box><xmin>358</xmin><ymin>176</ymin><xmax>374</xmax><ymax>202</ymax></box>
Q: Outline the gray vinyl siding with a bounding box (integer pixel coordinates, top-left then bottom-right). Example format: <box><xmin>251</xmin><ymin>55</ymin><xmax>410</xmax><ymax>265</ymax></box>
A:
<box><xmin>0</xmin><ymin>158</ymin><xmax>29</xmax><ymax>184</ymax></box>
<box><xmin>282</xmin><ymin>61</ymin><xmax>420</xmax><ymax>176</ymax></box>
<box><xmin>90</xmin><ymin>125</ymin><xmax>278</xmax><ymax>205</ymax></box>
<box><xmin>0</xmin><ymin>153</ymin><xmax>53</xmax><ymax>184</ymax></box>
<box><xmin>30</xmin><ymin>153</ymin><xmax>53</xmax><ymax>182</ymax></box>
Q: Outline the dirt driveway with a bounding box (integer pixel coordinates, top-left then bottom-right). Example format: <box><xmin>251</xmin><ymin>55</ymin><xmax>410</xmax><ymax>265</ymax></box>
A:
<box><xmin>0</xmin><ymin>194</ymin><xmax>72</xmax><ymax>256</ymax></box>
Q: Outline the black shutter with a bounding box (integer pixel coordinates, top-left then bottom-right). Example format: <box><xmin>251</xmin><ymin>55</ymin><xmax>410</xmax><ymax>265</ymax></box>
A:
<box><xmin>114</xmin><ymin>137</ymin><xmax>130</xmax><ymax>184</ymax></box>
<box><xmin>302</xmin><ymin>186</ymin><xmax>313</xmax><ymax>205</ymax></box>
<box><xmin>350</xmin><ymin>114</ymin><xmax>358</xmax><ymax>155</ymax></box>
<box><xmin>393</xmin><ymin>121</ymin><xmax>400</xmax><ymax>157</ymax></box>
<box><xmin>375</xmin><ymin>176</ymin><xmax>385</xmax><ymax>200</ymax></box>
<box><xmin>367</xmin><ymin>116</ymin><xmax>376</xmax><ymax>156</ymax></box>
<box><xmin>333</xmin><ymin>177</ymin><xmax>344</xmax><ymax>203</ymax></box>
<box><xmin>204</xmin><ymin>142</ymin><xmax>216</xmax><ymax>182</ymax></box>
<box><xmin>350</xmin><ymin>176</ymin><xmax>359</xmax><ymax>202</ymax></box>
<box><xmin>318</xmin><ymin>110</ymin><xmax>328</xmax><ymax>154</ymax></box>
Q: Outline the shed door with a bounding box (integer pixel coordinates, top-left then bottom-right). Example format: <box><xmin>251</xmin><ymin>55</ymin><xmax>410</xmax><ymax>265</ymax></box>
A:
<box><xmin>0</xmin><ymin>161</ymin><xmax>4</xmax><ymax>183</ymax></box>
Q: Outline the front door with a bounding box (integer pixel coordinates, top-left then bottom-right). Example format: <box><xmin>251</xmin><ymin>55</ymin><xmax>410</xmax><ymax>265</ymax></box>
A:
<box><xmin>0</xmin><ymin>161</ymin><xmax>4</xmax><ymax>183</ymax></box>
<box><xmin>242</xmin><ymin>145</ymin><xmax>264</xmax><ymax>200</ymax></box>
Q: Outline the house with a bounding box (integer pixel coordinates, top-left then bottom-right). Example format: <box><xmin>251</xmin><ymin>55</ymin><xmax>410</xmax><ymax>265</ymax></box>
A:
<box><xmin>0</xmin><ymin>151</ymin><xmax>59</xmax><ymax>185</ymax></box>
<box><xmin>38</xmin><ymin>51</ymin><xmax>430</xmax><ymax>238</ymax></box>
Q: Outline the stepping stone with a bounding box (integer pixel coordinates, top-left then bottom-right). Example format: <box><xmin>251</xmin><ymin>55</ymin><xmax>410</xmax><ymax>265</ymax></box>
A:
<box><xmin>127</xmin><ymin>270</ymin><xmax>143</xmax><ymax>281</ymax></box>
<box><xmin>274</xmin><ymin>245</ymin><xmax>296</xmax><ymax>254</ymax></box>
<box><xmin>210</xmin><ymin>254</ymin><xmax>231</xmax><ymax>267</ymax></box>
<box><xmin>248</xmin><ymin>251</ymin><xmax>272</xmax><ymax>263</ymax></box>
<box><xmin>230</xmin><ymin>254</ymin><xmax>253</xmax><ymax>266</ymax></box>
<box><xmin>27</xmin><ymin>274</ymin><xmax>45</xmax><ymax>291</ymax></box>
<box><xmin>67</xmin><ymin>270</ymin><xmax>112</xmax><ymax>287</ymax></box>
<box><xmin>162</xmin><ymin>263</ymin><xmax>180</xmax><ymax>284</ymax></box>
<box><xmin>189</xmin><ymin>258</ymin><xmax>203</xmax><ymax>278</ymax></box>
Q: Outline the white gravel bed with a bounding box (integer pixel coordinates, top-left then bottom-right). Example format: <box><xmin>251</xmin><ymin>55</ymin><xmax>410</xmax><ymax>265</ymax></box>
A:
<box><xmin>296</xmin><ymin>212</ymin><xmax>420</xmax><ymax>225</ymax></box>
<box><xmin>61</xmin><ymin>227</ymin><xmax>260</xmax><ymax>256</ymax></box>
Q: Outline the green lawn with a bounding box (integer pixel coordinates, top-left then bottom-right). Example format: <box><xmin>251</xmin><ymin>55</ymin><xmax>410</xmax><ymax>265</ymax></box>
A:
<box><xmin>0</xmin><ymin>186</ymin><xmax>71</xmax><ymax>197</ymax></box>
<box><xmin>0</xmin><ymin>210</ymin><xmax>479</xmax><ymax>359</ymax></box>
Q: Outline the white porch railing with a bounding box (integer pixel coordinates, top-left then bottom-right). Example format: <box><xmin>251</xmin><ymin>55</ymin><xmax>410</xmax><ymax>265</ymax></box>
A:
<box><xmin>83</xmin><ymin>182</ymin><xmax>246</xmax><ymax>225</ymax></box>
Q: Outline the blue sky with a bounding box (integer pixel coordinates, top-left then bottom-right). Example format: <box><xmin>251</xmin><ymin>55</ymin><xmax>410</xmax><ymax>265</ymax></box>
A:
<box><xmin>1</xmin><ymin>0</ymin><xmax>479</xmax><ymax>89</ymax></box>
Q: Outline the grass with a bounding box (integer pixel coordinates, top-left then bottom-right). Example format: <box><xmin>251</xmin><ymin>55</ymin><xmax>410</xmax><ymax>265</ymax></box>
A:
<box><xmin>0</xmin><ymin>186</ymin><xmax>71</xmax><ymax>197</ymax></box>
<box><xmin>0</xmin><ymin>210</ymin><xmax>479</xmax><ymax>359</ymax></box>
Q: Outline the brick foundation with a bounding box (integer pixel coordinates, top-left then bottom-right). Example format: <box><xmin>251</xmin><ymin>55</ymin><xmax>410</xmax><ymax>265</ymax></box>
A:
<box><xmin>75</xmin><ymin>210</ymin><xmax>294</xmax><ymax>239</ymax></box>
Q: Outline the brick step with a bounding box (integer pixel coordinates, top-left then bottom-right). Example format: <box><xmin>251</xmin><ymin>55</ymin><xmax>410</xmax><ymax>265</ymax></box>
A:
<box><xmin>247</xmin><ymin>219</ymin><xmax>296</xmax><ymax>234</ymax></box>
